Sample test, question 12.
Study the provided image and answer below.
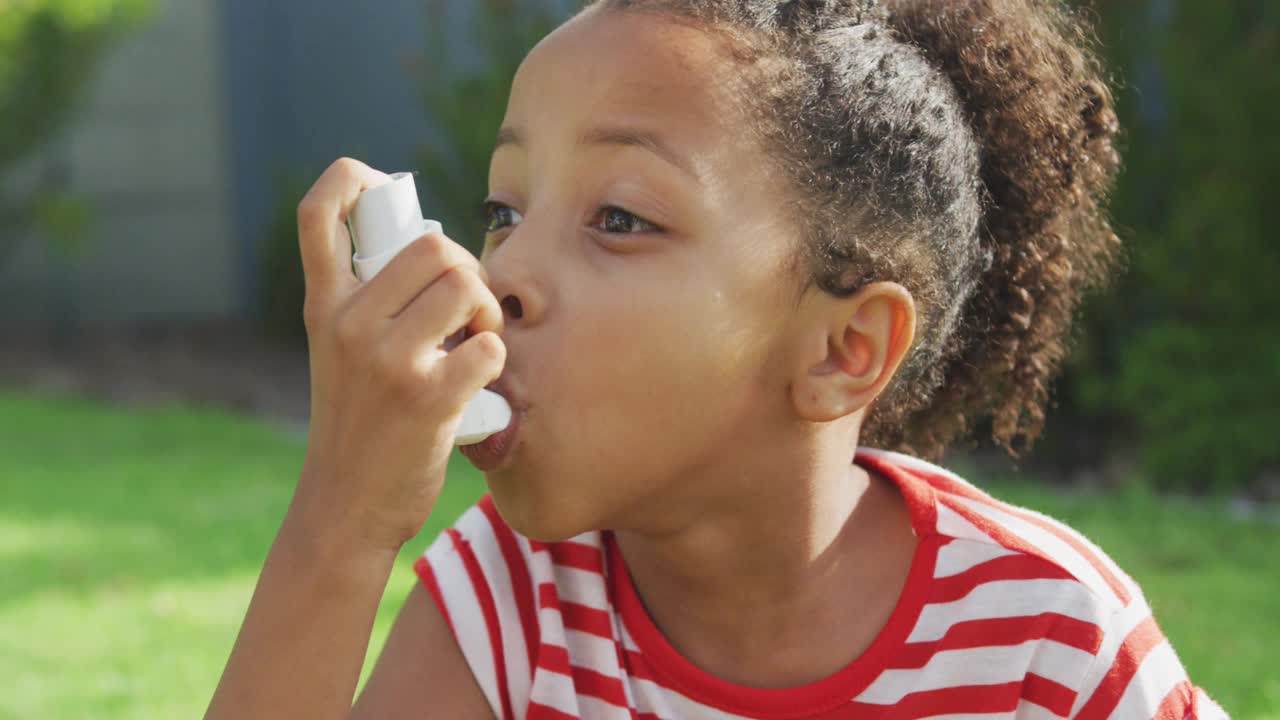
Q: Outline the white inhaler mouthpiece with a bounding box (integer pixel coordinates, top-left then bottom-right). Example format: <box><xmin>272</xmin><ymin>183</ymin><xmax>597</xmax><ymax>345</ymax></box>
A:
<box><xmin>348</xmin><ymin>171</ymin><xmax>512</xmax><ymax>446</ymax></box>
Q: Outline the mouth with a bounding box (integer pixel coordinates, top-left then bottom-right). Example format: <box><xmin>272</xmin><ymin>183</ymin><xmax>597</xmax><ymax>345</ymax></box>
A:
<box><xmin>485</xmin><ymin>374</ymin><xmax>528</xmax><ymax>413</ymax></box>
<box><xmin>460</xmin><ymin>384</ymin><xmax>526</xmax><ymax>471</ymax></box>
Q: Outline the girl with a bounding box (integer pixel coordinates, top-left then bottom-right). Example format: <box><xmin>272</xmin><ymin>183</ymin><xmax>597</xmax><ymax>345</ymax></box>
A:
<box><xmin>207</xmin><ymin>1</ymin><xmax>1228</xmax><ymax>718</ymax></box>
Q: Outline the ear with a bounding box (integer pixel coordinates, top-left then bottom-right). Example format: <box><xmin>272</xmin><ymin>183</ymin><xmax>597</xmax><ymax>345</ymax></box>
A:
<box><xmin>790</xmin><ymin>282</ymin><xmax>916</xmax><ymax>423</ymax></box>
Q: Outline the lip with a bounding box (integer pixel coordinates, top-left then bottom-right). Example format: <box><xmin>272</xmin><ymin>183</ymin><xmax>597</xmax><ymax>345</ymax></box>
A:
<box><xmin>459</xmin><ymin>405</ymin><xmax>525</xmax><ymax>471</ymax></box>
<box><xmin>485</xmin><ymin>374</ymin><xmax>528</xmax><ymax>413</ymax></box>
<box><xmin>459</xmin><ymin>372</ymin><xmax>529</xmax><ymax>471</ymax></box>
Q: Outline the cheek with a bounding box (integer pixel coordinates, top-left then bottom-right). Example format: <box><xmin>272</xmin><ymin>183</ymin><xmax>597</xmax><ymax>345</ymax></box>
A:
<box><xmin>550</xmin><ymin>281</ymin><xmax>764</xmax><ymax>454</ymax></box>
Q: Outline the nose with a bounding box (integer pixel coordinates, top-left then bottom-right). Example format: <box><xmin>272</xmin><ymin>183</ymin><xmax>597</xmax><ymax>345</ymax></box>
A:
<box><xmin>500</xmin><ymin>294</ymin><xmax>524</xmax><ymax>322</ymax></box>
<box><xmin>482</xmin><ymin>232</ymin><xmax>545</xmax><ymax>329</ymax></box>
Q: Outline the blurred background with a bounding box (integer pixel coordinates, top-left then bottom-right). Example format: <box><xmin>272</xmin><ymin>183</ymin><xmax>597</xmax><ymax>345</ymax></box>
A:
<box><xmin>1</xmin><ymin>0</ymin><xmax>1276</xmax><ymax>717</ymax></box>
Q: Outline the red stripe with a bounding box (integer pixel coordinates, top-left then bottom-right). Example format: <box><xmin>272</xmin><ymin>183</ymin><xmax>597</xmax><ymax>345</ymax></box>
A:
<box><xmin>538</xmin><ymin>582</ymin><xmax>561</xmax><ymax>611</ymax></box>
<box><xmin>1074</xmin><ymin>615</ymin><xmax>1165</xmax><ymax>720</ymax></box>
<box><xmin>848</xmin><ymin>682</ymin><xmax>1021</xmax><ymax>719</ymax></box>
<box><xmin>893</xmin><ymin>612</ymin><xmax>1105</xmax><ymax>668</ymax></box>
<box><xmin>447</xmin><ymin>528</ymin><xmax>516</xmax><ymax>720</ymax></box>
<box><xmin>561</xmin><ymin>600</ymin><xmax>614</xmax><ymax>638</ymax></box>
<box><xmin>478</xmin><ymin>496</ymin><xmax>541</xmax><ymax>675</ymax></box>
<box><xmin>621</xmin><ymin>648</ymin><xmax>659</xmax><ymax>684</ymax></box>
<box><xmin>534</xmin><ymin>644</ymin><xmax>630</xmax><ymax>708</ymax></box>
<box><xmin>526</xmin><ymin>701</ymin><xmax>578</xmax><ymax>720</ymax></box>
<box><xmin>929</xmin><ymin>553</ymin><xmax>1075</xmax><ymax>603</ymax></box>
<box><xmin>1154</xmin><ymin>681</ymin><xmax>1194</xmax><ymax>720</ymax></box>
<box><xmin>413</xmin><ymin>555</ymin><xmax>455</xmax><ymax>636</ymax></box>
<box><xmin>538</xmin><ymin>643</ymin><xmax>572</xmax><ymax>673</ymax></box>
<box><xmin>937</xmin><ymin>496</ymin><xmax>1100</xmax><ymax>598</ymax></box>
<box><xmin>924</xmin><ymin>470</ymin><xmax>1131</xmax><ymax>604</ymax></box>
<box><xmin>570</xmin><ymin>666</ymin><xmax>629</xmax><ymax>707</ymax></box>
<box><xmin>549</xmin><ymin>541</ymin><xmax>606</xmax><ymax>573</ymax></box>
<box><xmin>1022</xmin><ymin>672</ymin><xmax>1077</xmax><ymax>717</ymax></box>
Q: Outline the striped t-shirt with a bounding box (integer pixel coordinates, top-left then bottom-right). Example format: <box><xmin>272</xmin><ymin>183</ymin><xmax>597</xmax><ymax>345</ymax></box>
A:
<box><xmin>414</xmin><ymin>447</ymin><xmax>1228</xmax><ymax>719</ymax></box>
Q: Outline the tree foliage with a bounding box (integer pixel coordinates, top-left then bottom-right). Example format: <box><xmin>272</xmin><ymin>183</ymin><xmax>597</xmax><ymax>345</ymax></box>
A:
<box><xmin>1060</xmin><ymin>0</ymin><xmax>1280</xmax><ymax>492</ymax></box>
<box><xmin>0</xmin><ymin>0</ymin><xmax>152</xmax><ymax>264</ymax></box>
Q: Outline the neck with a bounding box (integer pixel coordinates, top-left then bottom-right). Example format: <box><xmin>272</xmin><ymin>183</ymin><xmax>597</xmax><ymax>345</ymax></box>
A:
<box><xmin>610</xmin><ymin>427</ymin><xmax>916</xmax><ymax>687</ymax></box>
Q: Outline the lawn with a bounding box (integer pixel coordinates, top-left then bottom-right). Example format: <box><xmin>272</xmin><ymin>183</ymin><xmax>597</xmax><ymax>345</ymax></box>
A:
<box><xmin>1</xmin><ymin>388</ymin><xmax>1276</xmax><ymax>718</ymax></box>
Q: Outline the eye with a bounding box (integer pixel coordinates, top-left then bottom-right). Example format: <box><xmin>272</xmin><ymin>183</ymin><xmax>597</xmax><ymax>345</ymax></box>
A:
<box><xmin>479</xmin><ymin>200</ymin><xmax>522</xmax><ymax>235</ymax></box>
<box><xmin>591</xmin><ymin>206</ymin><xmax>661</xmax><ymax>236</ymax></box>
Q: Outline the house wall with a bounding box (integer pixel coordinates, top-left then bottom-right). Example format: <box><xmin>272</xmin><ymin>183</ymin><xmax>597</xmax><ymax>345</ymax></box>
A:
<box><xmin>1</xmin><ymin>1</ymin><xmax>236</xmax><ymax>332</ymax></box>
<box><xmin>1</xmin><ymin>0</ymin><xmax>573</xmax><ymax>333</ymax></box>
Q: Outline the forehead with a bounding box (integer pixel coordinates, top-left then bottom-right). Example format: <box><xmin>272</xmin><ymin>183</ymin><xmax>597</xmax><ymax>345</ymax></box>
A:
<box><xmin>505</xmin><ymin>9</ymin><xmax>746</xmax><ymax>173</ymax></box>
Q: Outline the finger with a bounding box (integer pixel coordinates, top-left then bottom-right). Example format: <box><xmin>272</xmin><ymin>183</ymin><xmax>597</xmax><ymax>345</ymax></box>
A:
<box><xmin>347</xmin><ymin>229</ymin><xmax>486</xmax><ymax>327</ymax></box>
<box><xmin>436</xmin><ymin>331</ymin><xmax>507</xmax><ymax>405</ymax></box>
<box><xmin>382</xmin><ymin>265</ymin><xmax>504</xmax><ymax>362</ymax></box>
<box><xmin>297</xmin><ymin>157</ymin><xmax>391</xmax><ymax>300</ymax></box>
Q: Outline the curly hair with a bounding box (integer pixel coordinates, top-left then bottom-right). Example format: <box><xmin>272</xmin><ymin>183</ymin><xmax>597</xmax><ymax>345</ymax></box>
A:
<box><xmin>581</xmin><ymin>0</ymin><xmax>1124</xmax><ymax>462</ymax></box>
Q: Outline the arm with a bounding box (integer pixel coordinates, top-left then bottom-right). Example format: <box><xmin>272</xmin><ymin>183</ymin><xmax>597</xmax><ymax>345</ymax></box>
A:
<box><xmin>205</xmin><ymin>156</ymin><xmax>506</xmax><ymax>719</ymax></box>
<box><xmin>352</xmin><ymin>583</ymin><xmax>496</xmax><ymax>719</ymax></box>
<box><xmin>204</xmin><ymin>495</ymin><xmax>399</xmax><ymax>719</ymax></box>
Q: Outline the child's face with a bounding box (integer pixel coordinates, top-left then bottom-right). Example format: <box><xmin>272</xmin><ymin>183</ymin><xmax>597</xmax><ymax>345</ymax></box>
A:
<box><xmin>477</xmin><ymin>8</ymin><xmax>819</xmax><ymax>540</ymax></box>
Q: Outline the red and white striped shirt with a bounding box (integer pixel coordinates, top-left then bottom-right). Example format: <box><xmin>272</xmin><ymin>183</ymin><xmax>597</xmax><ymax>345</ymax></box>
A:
<box><xmin>414</xmin><ymin>447</ymin><xmax>1228</xmax><ymax>719</ymax></box>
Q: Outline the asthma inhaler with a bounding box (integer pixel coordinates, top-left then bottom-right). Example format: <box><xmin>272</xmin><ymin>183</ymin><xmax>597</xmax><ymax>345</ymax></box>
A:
<box><xmin>348</xmin><ymin>171</ymin><xmax>512</xmax><ymax>446</ymax></box>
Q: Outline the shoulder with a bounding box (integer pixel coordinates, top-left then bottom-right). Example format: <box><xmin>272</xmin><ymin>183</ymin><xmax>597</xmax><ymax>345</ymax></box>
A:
<box><xmin>857</xmin><ymin>447</ymin><xmax>1140</xmax><ymax>616</ymax></box>
<box><xmin>857</xmin><ymin>449</ymin><xmax>1228</xmax><ymax>718</ymax></box>
<box><xmin>416</xmin><ymin>494</ymin><xmax>612</xmax><ymax>717</ymax></box>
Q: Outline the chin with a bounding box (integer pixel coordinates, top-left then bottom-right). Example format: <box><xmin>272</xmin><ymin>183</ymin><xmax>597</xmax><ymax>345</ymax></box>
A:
<box><xmin>483</xmin><ymin>469</ymin><xmax>602</xmax><ymax>542</ymax></box>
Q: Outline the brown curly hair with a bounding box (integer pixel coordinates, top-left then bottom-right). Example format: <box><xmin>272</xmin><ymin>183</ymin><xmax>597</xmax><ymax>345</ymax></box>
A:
<box><xmin>582</xmin><ymin>0</ymin><xmax>1124</xmax><ymax>462</ymax></box>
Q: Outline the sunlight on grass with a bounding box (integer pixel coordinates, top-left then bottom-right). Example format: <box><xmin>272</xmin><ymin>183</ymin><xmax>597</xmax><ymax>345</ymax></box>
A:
<box><xmin>2</xmin><ymin>389</ymin><xmax>1276</xmax><ymax>718</ymax></box>
<box><xmin>0</xmin><ymin>388</ymin><xmax>486</xmax><ymax>718</ymax></box>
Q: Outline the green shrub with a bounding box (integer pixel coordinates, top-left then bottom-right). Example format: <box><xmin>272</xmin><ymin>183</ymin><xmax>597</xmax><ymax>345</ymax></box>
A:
<box><xmin>411</xmin><ymin>0</ymin><xmax>564</xmax><ymax>254</ymax></box>
<box><xmin>257</xmin><ymin>170</ymin><xmax>315</xmax><ymax>345</ymax></box>
<box><xmin>0</xmin><ymin>0</ymin><xmax>151</xmax><ymax>266</ymax></box>
<box><xmin>1061</xmin><ymin>2</ymin><xmax>1280</xmax><ymax>493</ymax></box>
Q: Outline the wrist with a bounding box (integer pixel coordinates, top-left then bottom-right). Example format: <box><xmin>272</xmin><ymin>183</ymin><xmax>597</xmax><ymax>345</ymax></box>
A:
<box><xmin>273</xmin><ymin>504</ymin><xmax>401</xmax><ymax>595</ymax></box>
<box><xmin>292</xmin><ymin>459</ymin><xmax>440</xmax><ymax>553</ymax></box>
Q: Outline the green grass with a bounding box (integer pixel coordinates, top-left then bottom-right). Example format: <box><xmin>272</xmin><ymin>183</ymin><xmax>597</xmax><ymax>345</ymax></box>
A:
<box><xmin>1</xmin><ymin>388</ymin><xmax>1275</xmax><ymax>718</ymax></box>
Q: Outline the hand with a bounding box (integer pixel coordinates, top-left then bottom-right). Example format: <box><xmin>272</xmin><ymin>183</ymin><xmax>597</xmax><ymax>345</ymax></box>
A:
<box><xmin>292</xmin><ymin>157</ymin><xmax>506</xmax><ymax>551</ymax></box>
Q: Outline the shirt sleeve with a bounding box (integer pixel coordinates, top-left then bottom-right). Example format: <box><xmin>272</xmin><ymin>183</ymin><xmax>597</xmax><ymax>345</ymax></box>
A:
<box><xmin>1068</xmin><ymin>596</ymin><xmax>1230</xmax><ymax>719</ymax></box>
<box><xmin>413</xmin><ymin>495</ymin><xmax>539</xmax><ymax>720</ymax></box>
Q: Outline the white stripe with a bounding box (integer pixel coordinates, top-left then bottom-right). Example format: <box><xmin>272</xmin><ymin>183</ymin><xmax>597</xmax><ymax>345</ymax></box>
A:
<box><xmin>459</xmin><ymin>508</ymin><xmax>534</xmax><ymax>715</ymax></box>
<box><xmin>953</xmin><ymin>497</ymin><xmax>1119</xmax><ymax>608</ymax></box>
<box><xmin>935</xmin><ymin>537</ymin><xmax>1022</xmax><ymax>578</ymax></box>
<box><xmin>424</xmin><ymin>537</ymin><xmax>502</xmax><ymax>718</ymax></box>
<box><xmin>553</xmin><ymin>565</ymin><xmax>611</xmax><ymax>611</ymax></box>
<box><xmin>1111</xmin><ymin>639</ymin><xmax>1187</xmax><ymax>718</ymax></box>
<box><xmin>859</xmin><ymin>446</ymin><xmax>1141</xmax><ymax>603</ymax></box>
<box><xmin>911</xmin><ymin>707</ymin><xmax>1008</xmax><ymax>712</ymax></box>
<box><xmin>1013</xmin><ymin>700</ymin><xmax>1063</xmax><ymax>720</ymax></box>
<box><xmin>909</xmin><ymin>578</ymin><xmax>1106</xmax><ymax>643</ymax></box>
<box><xmin>1068</xmin><ymin>599</ymin><xmax>1153</xmax><ymax>717</ymax></box>
<box><xmin>625</xmin><ymin>672</ymin><xmax>679</xmax><ymax>720</ymax></box>
<box><xmin>1007</xmin><ymin>503</ymin><xmax>1142</xmax><ymax>603</ymax></box>
<box><xmin>537</xmin><ymin>605</ymin><xmax>570</xmax><ymax>648</ymax></box>
<box><xmin>937</xmin><ymin>502</ymin><xmax>1004</xmax><ymax>545</ymax></box>
<box><xmin>1195</xmin><ymin>688</ymin><xmax>1230</xmax><ymax>720</ymax></box>
<box><xmin>564</xmin><ymin>627</ymin><xmax>624</xmax><ymax>678</ymax></box>
<box><xmin>617</xmin><ymin>623</ymin><xmax>756</xmax><ymax>720</ymax></box>
<box><xmin>528</xmin><ymin>667</ymin><xmax>582</xmax><ymax>717</ymax></box>
<box><xmin>626</xmin><ymin>673</ymin><xmax>758</xmax><ymax>720</ymax></box>
<box><xmin>858</xmin><ymin>446</ymin><xmax>973</xmax><ymax>487</ymax></box>
<box><xmin>619</xmin><ymin>619</ymin><xmax>642</xmax><ymax>653</ymax></box>
<box><xmin>578</xmin><ymin>693</ymin><xmax>637</xmax><ymax>719</ymax></box>
<box><xmin>859</xmin><ymin>640</ymin><xmax>1090</xmax><ymax>704</ymax></box>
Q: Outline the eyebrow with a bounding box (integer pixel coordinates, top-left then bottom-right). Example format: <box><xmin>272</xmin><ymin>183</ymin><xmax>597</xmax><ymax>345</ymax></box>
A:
<box><xmin>494</xmin><ymin>125</ymin><xmax>700</xmax><ymax>182</ymax></box>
